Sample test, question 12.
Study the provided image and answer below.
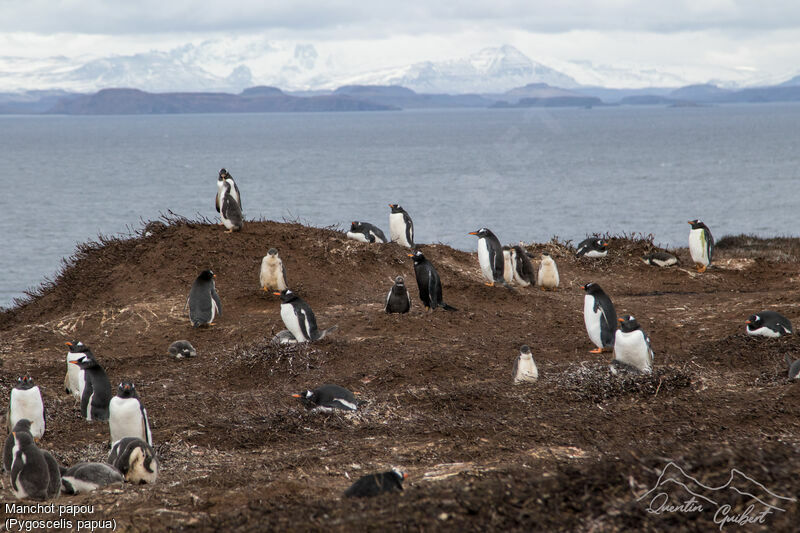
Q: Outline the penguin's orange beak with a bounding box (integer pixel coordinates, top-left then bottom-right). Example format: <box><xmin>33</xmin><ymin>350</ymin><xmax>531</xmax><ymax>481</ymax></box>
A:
<box><xmin>65</xmin><ymin>341</ymin><xmax>72</xmax><ymax>347</ymax></box>
<box><xmin>403</xmin><ymin>472</ymin><xmax>409</xmax><ymax>479</ymax></box>
<box><xmin>407</xmin><ymin>254</ymin><xmax>414</xmax><ymax>257</ymax></box>
<box><xmin>468</xmin><ymin>232</ymin><xmax>478</xmax><ymax>235</ymax></box>
<box><xmin>273</xmin><ymin>291</ymin><xmax>281</xmax><ymax>296</ymax></box>
<box><xmin>581</xmin><ymin>284</ymin><xmax>587</xmax><ymax>290</ymax></box>
<box><xmin>292</xmin><ymin>394</ymin><xmax>302</xmax><ymax>398</ymax></box>
<box><xmin>69</xmin><ymin>360</ymin><xmax>80</xmax><ymax>365</ymax></box>
<box><xmin>687</xmin><ymin>221</ymin><xmax>692</xmax><ymax>224</ymax></box>
<box><xmin>745</xmin><ymin>320</ymin><xmax>752</xmax><ymax>324</ymax></box>
<box><xmin>11</xmin><ymin>432</ymin><xmax>15</xmax><ymax>438</ymax></box>
<box><xmin>618</xmin><ymin>318</ymin><xmax>625</xmax><ymax>323</ymax></box>
<box><xmin>388</xmin><ymin>204</ymin><xmax>394</xmax><ymax>207</ymax></box>
<box><xmin>602</xmin><ymin>242</ymin><xmax>609</xmax><ymax>247</ymax></box>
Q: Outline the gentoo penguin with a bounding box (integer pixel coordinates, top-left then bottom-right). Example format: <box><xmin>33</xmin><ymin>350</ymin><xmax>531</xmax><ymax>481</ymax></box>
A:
<box><xmin>785</xmin><ymin>355</ymin><xmax>800</xmax><ymax>381</ymax></box>
<box><xmin>187</xmin><ymin>269</ymin><xmax>222</xmax><ymax>327</ymax></box>
<box><xmin>220</xmin><ymin>180</ymin><xmax>243</xmax><ymax>232</ymax></box>
<box><xmin>275</xmin><ymin>289</ymin><xmax>338</xmax><ymax>342</ymax></box>
<box><xmin>107</xmin><ymin>437</ymin><xmax>158</xmax><ymax>484</ymax></box>
<box><xmin>745</xmin><ymin>311</ymin><xmax>793</xmax><ymax>338</ymax></box>
<box><xmin>347</xmin><ymin>221</ymin><xmax>387</xmax><ymax>244</ymax></box>
<box><xmin>582</xmin><ymin>282</ymin><xmax>618</xmax><ymax>353</ymax></box>
<box><xmin>7</xmin><ymin>376</ymin><xmax>45</xmax><ymax>440</ymax></box>
<box><xmin>61</xmin><ymin>462</ymin><xmax>124</xmax><ymax>494</ymax></box>
<box><xmin>510</xmin><ymin>245</ymin><xmax>536</xmax><ymax>287</ymax></box>
<box><xmin>388</xmin><ymin>204</ymin><xmax>415</xmax><ymax>248</ymax></box>
<box><xmin>40</xmin><ymin>449</ymin><xmax>62</xmax><ymax>499</ymax></box>
<box><xmin>612</xmin><ymin>315</ymin><xmax>653</xmax><ymax>374</ymax></box>
<box><xmin>345</xmin><ymin>468</ymin><xmax>407</xmax><ymax>498</ymax></box>
<box><xmin>576</xmin><ymin>237</ymin><xmax>609</xmax><ymax>258</ymax></box>
<box><xmin>8</xmin><ymin>431</ymin><xmax>52</xmax><ymax>500</ymax></box>
<box><xmin>70</xmin><ymin>353</ymin><xmax>112</xmax><ymax>421</ymax></box>
<box><xmin>688</xmin><ymin>220</ymin><xmax>714</xmax><ymax>272</ymax></box>
<box><xmin>502</xmin><ymin>246</ymin><xmax>515</xmax><ymax>284</ymax></box>
<box><xmin>215</xmin><ymin>168</ymin><xmax>241</xmax><ymax>213</ymax></box>
<box><xmin>537</xmin><ymin>252</ymin><xmax>559</xmax><ymax>290</ymax></box>
<box><xmin>512</xmin><ymin>345</ymin><xmax>538</xmax><ymax>384</ymax></box>
<box><xmin>168</xmin><ymin>340</ymin><xmax>197</xmax><ymax>359</ymax></box>
<box><xmin>468</xmin><ymin>228</ymin><xmax>505</xmax><ymax>286</ymax></box>
<box><xmin>408</xmin><ymin>250</ymin><xmax>457</xmax><ymax>311</ymax></box>
<box><xmin>65</xmin><ymin>340</ymin><xmax>90</xmax><ymax>399</ymax></box>
<box><xmin>271</xmin><ymin>330</ymin><xmax>299</xmax><ymax>345</ymax></box>
<box><xmin>642</xmin><ymin>251</ymin><xmax>679</xmax><ymax>267</ymax></box>
<box><xmin>385</xmin><ymin>275</ymin><xmax>411</xmax><ymax>314</ymax></box>
<box><xmin>109</xmin><ymin>381</ymin><xmax>152</xmax><ymax>446</ymax></box>
<box><xmin>260</xmin><ymin>248</ymin><xmax>288</xmax><ymax>292</ymax></box>
<box><xmin>4</xmin><ymin>419</ymin><xmax>31</xmax><ymax>472</ymax></box>
<box><xmin>293</xmin><ymin>384</ymin><xmax>359</xmax><ymax>412</ymax></box>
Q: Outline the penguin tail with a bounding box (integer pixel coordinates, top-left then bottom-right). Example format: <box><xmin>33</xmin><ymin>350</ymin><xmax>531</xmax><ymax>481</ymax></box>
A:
<box><xmin>317</xmin><ymin>325</ymin><xmax>339</xmax><ymax>340</ymax></box>
<box><xmin>440</xmin><ymin>303</ymin><xmax>458</xmax><ymax>312</ymax></box>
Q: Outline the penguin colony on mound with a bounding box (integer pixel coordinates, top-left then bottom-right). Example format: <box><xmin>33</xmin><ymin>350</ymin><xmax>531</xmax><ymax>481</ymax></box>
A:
<box><xmin>3</xmin><ymin>170</ymin><xmax>796</xmax><ymax>504</ymax></box>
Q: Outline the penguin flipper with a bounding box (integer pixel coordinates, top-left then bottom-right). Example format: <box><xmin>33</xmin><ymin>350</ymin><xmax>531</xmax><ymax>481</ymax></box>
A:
<box><xmin>80</xmin><ymin>380</ymin><xmax>94</xmax><ymax>419</ymax></box>
<box><xmin>234</xmin><ymin>181</ymin><xmax>242</xmax><ymax>211</ymax></box>
<box><xmin>404</xmin><ymin>213</ymin><xmax>414</xmax><ymax>247</ymax></box>
<box><xmin>440</xmin><ymin>303</ymin><xmax>458</xmax><ymax>312</ymax></box>
<box><xmin>141</xmin><ymin>407</ymin><xmax>152</xmax><ymax>447</ymax></box>
<box><xmin>211</xmin><ymin>288</ymin><xmax>222</xmax><ymax>317</ymax></box>
<box><xmin>215</xmin><ymin>193</ymin><xmax>221</xmax><ymax>214</ymax></box>
<box><xmin>318</xmin><ymin>325</ymin><xmax>339</xmax><ymax>340</ymax></box>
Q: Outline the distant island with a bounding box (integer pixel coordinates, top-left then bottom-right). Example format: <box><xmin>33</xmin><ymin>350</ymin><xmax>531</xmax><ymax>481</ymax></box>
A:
<box><xmin>2</xmin><ymin>81</ymin><xmax>800</xmax><ymax>115</ymax></box>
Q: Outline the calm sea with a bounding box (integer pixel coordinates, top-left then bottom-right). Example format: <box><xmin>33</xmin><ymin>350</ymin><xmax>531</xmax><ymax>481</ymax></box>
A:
<box><xmin>1</xmin><ymin>104</ymin><xmax>799</xmax><ymax>308</ymax></box>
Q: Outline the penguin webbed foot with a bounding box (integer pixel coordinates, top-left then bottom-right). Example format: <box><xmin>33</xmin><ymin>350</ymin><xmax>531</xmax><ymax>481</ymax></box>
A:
<box><xmin>589</xmin><ymin>347</ymin><xmax>604</xmax><ymax>354</ymax></box>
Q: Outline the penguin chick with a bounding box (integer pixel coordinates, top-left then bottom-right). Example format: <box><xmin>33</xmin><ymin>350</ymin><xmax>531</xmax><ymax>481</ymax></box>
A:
<box><xmin>108</xmin><ymin>437</ymin><xmax>159</xmax><ymax>484</ymax></box>
<box><xmin>502</xmin><ymin>246</ymin><xmax>515</xmax><ymax>284</ymax></box>
<box><xmin>537</xmin><ymin>253</ymin><xmax>559</xmax><ymax>290</ymax></box>
<box><xmin>4</xmin><ymin>419</ymin><xmax>31</xmax><ymax>472</ymax></box>
<box><xmin>9</xmin><ymin>431</ymin><xmax>52</xmax><ymax>500</ymax></box>
<box><xmin>270</xmin><ymin>330</ymin><xmax>299</xmax><ymax>346</ymax></box>
<box><xmin>7</xmin><ymin>375</ymin><xmax>45</xmax><ymax>440</ymax></box>
<box><xmin>344</xmin><ymin>468</ymin><xmax>407</xmax><ymax>498</ymax></box>
<box><xmin>746</xmin><ymin>311</ymin><xmax>793</xmax><ymax>338</ymax></box>
<box><xmin>510</xmin><ymin>245</ymin><xmax>536</xmax><ymax>287</ymax></box>
<box><xmin>41</xmin><ymin>450</ymin><xmax>62</xmax><ymax>499</ymax></box>
<box><xmin>168</xmin><ymin>340</ymin><xmax>197</xmax><ymax>359</ymax></box>
<box><xmin>785</xmin><ymin>355</ymin><xmax>800</xmax><ymax>381</ymax></box>
<box><xmin>216</xmin><ymin>168</ymin><xmax>241</xmax><ymax>212</ymax></box>
<box><xmin>347</xmin><ymin>221</ymin><xmax>387</xmax><ymax>244</ymax></box>
<box><xmin>512</xmin><ymin>346</ymin><xmax>538</xmax><ymax>384</ymax></box>
<box><xmin>293</xmin><ymin>384</ymin><xmax>359</xmax><ymax>412</ymax></box>
<box><xmin>109</xmin><ymin>381</ymin><xmax>152</xmax><ymax>446</ymax></box>
<box><xmin>187</xmin><ymin>270</ymin><xmax>222</xmax><ymax>327</ymax></box>
<box><xmin>385</xmin><ymin>276</ymin><xmax>411</xmax><ymax>314</ymax></box>
<box><xmin>642</xmin><ymin>251</ymin><xmax>679</xmax><ymax>267</ymax></box>
<box><xmin>61</xmin><ymin>462</ymin><xmax>124</xmax><ymax>494</ymax></box>
<box><xmin>260</xmin><ymin>248</ymin><xmax>288</xmax><ymax>292</ymax></box>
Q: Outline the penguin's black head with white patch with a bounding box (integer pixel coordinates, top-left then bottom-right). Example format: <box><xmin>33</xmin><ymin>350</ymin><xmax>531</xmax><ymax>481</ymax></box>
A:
<box><xmin>582</xmin><ymin>282</ymin><xmax>604</xmax><ymax>294</ymax></box>
<box><xmin>218</xmin><ymin>168</ymin><xmax>229</xmax><ymax>181</ymax></box>
<box><xmin>198</xmin><ymin>270</ymin><xmax>215</xmax><ymax>282</ymax></box>
<box><xmin>292</xmin><ymin>389</ymin><xmax>318</xmax><ymax>408</ymax></box>
<box><xmin>468</xmin><ymin>228</ymin><xmax>491</xmax><ymax>238</ymax></box>
<box><xmin>70</xmin><ymin>355</ymin><xmax>99</xmax><ymax>370</ymax></box>
<box><xmin>275</xmin><ymin>288</ymin><xmax>298</xmax><ymax>303</ymax></box>
<box><xmin>745</xmin><ymin>314</ymin><xmax>762</xmax><ymax>329</ymax></box>
<box><xmin>595</xmin><ymin>239</ymin><xmax>609</xmax><ymax>248</ymax></box>
<box><xmin>688</xmin><ymin>220</ymin><xmax>705</xmax><ymax>230</ymax></box>
<box><xmin>16</xmin><ymin>375</ymin><xmax>35</xmax><ymax>390</ymax></box>
<box><xmin>617</xmin><ymin>315</ymin><xmax>641</xmax><ymax>333</ymax></box>
<box><xmin>350</xmin><ymin>221</ymin><xmax>361</xmax><ymax>231</ymax></box>
<box><xmin>408</xmin><ymin>250</ymin><xmax>426</xmax><ymax>263</ymax></box>
<box><xmin>389</xmin><ymin>204</ymin><xmax>405</xmax><ymax>214</ymax></box>
<box><xmin>267</xmin><ymin>248</ymin><xmax>278</xmax><ymax>256</ymax></box>
<box><xmin>519</xmin><ymin>345</ymin><xmax>531</xmax><ymax>355</ymax></box>
<box><xmin>66</xmin><ymin>340</ymin><xmax>89</xmax><ymax>353</ymax></box>
<box><xmin>117</xmin><ymin>381</ymin><xmax>138</xmax><ymax>399</ymax></box>
<box><xmin>391</xmin><ymin>467</ymin><xmax>408</xmax><ymax>482</ymax></box>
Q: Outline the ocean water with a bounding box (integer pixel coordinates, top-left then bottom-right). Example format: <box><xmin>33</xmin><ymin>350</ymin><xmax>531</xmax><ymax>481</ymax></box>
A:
<box><xmin>1</xmin><ymin>104</ymin><xmax>799</xmax><ymax>309</ymax></box>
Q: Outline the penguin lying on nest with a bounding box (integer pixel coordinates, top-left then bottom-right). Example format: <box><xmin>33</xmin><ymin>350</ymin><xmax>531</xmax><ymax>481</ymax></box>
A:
<box><xmin>293</xmin><ymin>384</ymin><xmax>360</xmax><ymax>412</ymax></box>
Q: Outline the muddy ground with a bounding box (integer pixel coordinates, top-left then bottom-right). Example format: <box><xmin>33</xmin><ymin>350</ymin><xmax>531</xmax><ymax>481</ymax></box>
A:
<box><xmin>1</xmin><ymin>219</ymin><xmax>799</xmax><ymax>532</ymax></box>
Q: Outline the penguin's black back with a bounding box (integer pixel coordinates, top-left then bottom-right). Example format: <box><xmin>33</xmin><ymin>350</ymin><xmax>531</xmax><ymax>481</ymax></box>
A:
<box><xmin>588</xmin><ymin>285</ymin><xmax>617</xmax><ymax>348</ymax></box>
<box><xmin>313</xmin><ymin>384</ymin><xmax>356</xmax><ymax>406</ymax></box>
<box><xmin>188</xmin><ymin>272</ymin><xmax>221</xmax><ymax>327</ymax></box>
<box><xmin>511</xmin><ymin>245</ymin><xmax>536</xmax><ymax>283</ymax></box>
<box><xmin>344</xmin><ymin>470</ymin><xmax>404</xmax><ymax>498</ymax></box>
<box><xmin>290</xmin><ymin>296</ymin><xmax>321</xmax><ymax>340</ymax></box>
<box><xmin>83</xmin><ymin>365</ymin><xmax>112</xmax><ymax>421</ymax></box>
<box><xmin>386</xmin><ymin>278</ymin><xmax>411</xmax><ymax>314</ymax></box>
<box><xmin>413</xmin><ymin>258</ymin><xmax>442</xmax><ymax>308</ymax></box>
<box><xmin>749</xmin><ymin>311</ymin><xmax>793</xmax><ymax>334</ymax></box>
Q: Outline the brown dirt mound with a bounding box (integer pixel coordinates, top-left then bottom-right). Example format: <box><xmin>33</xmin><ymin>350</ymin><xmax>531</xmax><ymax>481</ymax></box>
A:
<box><xmin>1</xmin><ymin>220</ymin><xmax>800</xmax><ymax>531</ymax></box>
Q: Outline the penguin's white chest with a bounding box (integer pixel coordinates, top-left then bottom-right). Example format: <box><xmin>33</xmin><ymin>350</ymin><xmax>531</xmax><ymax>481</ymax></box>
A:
<box><xmin>584</xmin><ymin>249</ymin><xmax>607</xmax><ymax>258</ymax></box>
<box><xmin>109</xmin><ymin>397</ymin><xmax>146</xmax><ymax>443</ymax></box>
<box><xmin>538</xmin><ymin>259</ymin><xmax>559</xmax><ymax>288</ymax></box>
<box><xmin>584</xmin><ymin>296</ymin><xmax>604</xmax><ymax>349</ymax></box>
<box><xmin>346</xmin><ymin>231</ymin><xmax>370</xmax><ymax>243</ymax></box>
<box><xmin>281</xmin><ymin>303</ymin><xmax>309</xmax><ymax>342</ymax></box>
<box><xmin>66</xmin><ymin>353</ymin><xmax>84</xmax><ymax>398</ymax></box>
<box><xmin>502</xmin><ymin>249</ymin><xmax>514</xmax><ymax>284</ymax></box>
<box><xmin>746</xmin><ymin>325</ymin><xmax>782</xmax><ymax>338</ymax></box>
<box><xmin>260</xmin><ymin>257</ymin><xmax>287</xmax><ymax>291</ymax></box>
<box><xmin>477</xmin><ymin>238</ymin><xmax>494</xmax><ymax>282</ymax></box>
<box><xmin>10</xmin><ymin>387</ymin><xmax>45</xmax><ymax>439</ymax></box>
<box><xmin>514</xmin><ymin>355</ymin><xmax>538</xmax><ymax>383</ymax></box>
<box><xmin>689</xmin><ymin>229</ymin><xmax>709</xmax><ymax>265</ymax></box>
<box><xmin>389</xmin><ymin>213</ymin><xmax>410</xmax><ymax>247</ymax></box>
<box><xmin>614</xmin><ymin>330</ymin><xmax>653</xmax><ymax>373</ymax></box>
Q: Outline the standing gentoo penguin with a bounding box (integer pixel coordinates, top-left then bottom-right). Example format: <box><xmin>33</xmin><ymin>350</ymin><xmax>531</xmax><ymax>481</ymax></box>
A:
<box><xmin>260</xmin><ymin>248</ymin><xmax>288</xmax><ymax>292</ymax></box>
<box><xmin>408</xmin><ymin>250</ymin><xmax>457</xmax><ymax>311</ymax></box>
<box><xmin>8</xmin><ymin>431</ymin><xmax>54</xmax><ymax>500</ymax></box>
<box><xmin>4</xmin><ymin>419</ymin><xmax>32</xmax><ymax>472</ymax></box>
<box><xmin>215</xmin><ymin>168</ymin><xmax>241</xmax><ymax>213</ymax></box>
<box><xmin>7</xmin><ymin>376</ymin><xmax>45</xmax><ymax>440</ymax></box>
<box><xmin>70</xmin><ymin>353</ymin><xmax>112</xmax><ymax>421</ymax></box>
<box><xmin>385</xmin><ymin>276</ymin><xmax>411</xmax><ymax>314</ymax></box>
<box><xmin>347</xmin><ymin>221</ymin><xmax>387</xmax><ymax>244</ymax></box>
<box><xmin>468</xmin><ymin>228</ymin><xmax>505</xmax><ymax>286</ymax></box>
<box><xmin>576</xmin><ymin>237</ymin><xmax>609</xmax><ymax>258</ymax></box>
<box><xmin>388</xmin><ymin>204</ymin><xmax>415</xmax><ymax>248</ymax></box>
<box><xmin>688</xmin><ymin>220</ymin><xmax>714</xmax><ymax>272</ymax></box>
<box><xmin>745</xmin><ymin>311</ymin><xmax>793</xmax><ymax>337</ymax></box>
<box><xmin>220</xmin><ymin>180</ymin><xmax>243</xmax><ymax>232</ymax></box>
<box><xmin>344</xmin><ymin>468</ymin><xmax>407</xmax><ymax>498</ymax></box>
<box><xmin>168</xmin><ymin>340</ymin><xmax>197</xmax><ymax>359</ymax></box>
<box><xmin>582</xmin><ymin>283</ymin><xmax>618</xmax><ymax>353</ymax></box>
<box><xmin>275</xmin><ymin>289</ymin><xmax>338</xmax><ymax>342</ymax></box>
<box><xmin>187</xmin><ymin>269</ymin><xmax>222</xmax><ymax>327</ymax></box>
<box><xmin>512</xmin><ymin>345</ymin><xmax>538</xmax><ymax>384</ymax></box>
<box><xmin>107</xmin><ymin>437</ymin><xmax>159</xmax><ymax>484</ymax></box>
<box><xmin>109</xmin><ymin>381</ymin><xmax>153</xmax><ymax>446</ymax></box>
<box><xmin>537</xmin><ymin>252</ymin><xmax>559</xmax><ymax>290</ymax></box>
<box><xmin>642</xmin><ymin>251</ymin><xmax>679</xmax><ymax>267</ymax></box>
<box><xmin>65</xmin><ymin>340</ymin><xmax>90</xmax><ymax>399</ymax></box>
<box><xmin>293</xmin><ymin>384</ymin><xmax>359</xmax><ymax>412</ymax></box>
<box><xmin>510</xmin><ymin>245</ymin><xmax>536</xmax><ymax>287</ymax></box>
<box><xmin>60</xmin><ymin>462</ymin><xmax>124</xmax><ymax>494</ymax></box>
<box><xmin>785</xmin><ymin>355</ymin><xmax>800</xmax><ymax>381</ymax></box>
<box><xmin>612</xmin><ymin>315</ymin><xmax>654</xmax><ymax>374</ymax></box>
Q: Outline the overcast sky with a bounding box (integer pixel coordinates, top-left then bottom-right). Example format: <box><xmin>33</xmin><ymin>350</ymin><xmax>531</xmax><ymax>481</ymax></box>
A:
<box><xmin>1</xmin><ymin>1</ymin><xmax>799</xmax><ymax>84</ymax></box>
